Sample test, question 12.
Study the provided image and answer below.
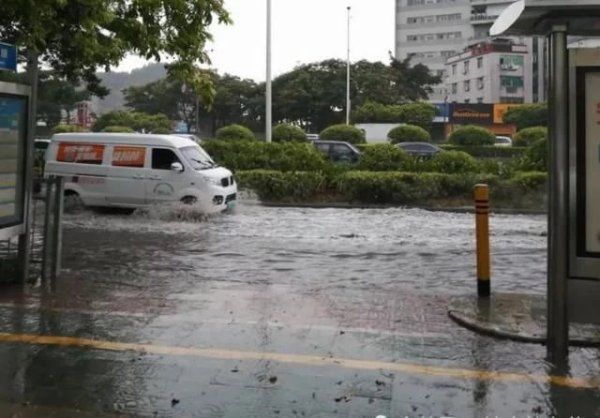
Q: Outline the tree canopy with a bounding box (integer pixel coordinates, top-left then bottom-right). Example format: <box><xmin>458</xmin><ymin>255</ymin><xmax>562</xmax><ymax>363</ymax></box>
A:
<box><xmin>0</xmin><ymin>0</ymin><xmax>230</xmax><ymax>96</ymax></box>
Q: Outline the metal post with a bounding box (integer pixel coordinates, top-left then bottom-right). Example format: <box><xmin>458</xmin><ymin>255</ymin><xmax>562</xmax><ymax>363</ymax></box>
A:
<box><xmin>42</xmin><ymin>177</ymin><xmax>56</xmax><ymax>281</ymax></box>
<box><xmin>51</xmin><ymin>177</ymin><xmax>64</xmax><ymax>277</ymax></box>
<box><xmin>547</xmin><ymin>26</ymin><xmax>569</xmax><ymax>365</ymax></box>
<box><xmin>475</xmin><ymin>184</ymin><xmax>491</xmax><ymax>297</ymax></box>
<box><xmin>346</xmin><ymin>6</ymin><xmax>351</xmax><ymax>125</ymax></box>
<box><xmin>265</xmin><ymin>0</ymin><xmax>273</xmax><ymax>143</ymax></box>
<box><xmin>17</xmin><ymin>50</ymin><xmax>39</xmax><ymax>282</ymax></box>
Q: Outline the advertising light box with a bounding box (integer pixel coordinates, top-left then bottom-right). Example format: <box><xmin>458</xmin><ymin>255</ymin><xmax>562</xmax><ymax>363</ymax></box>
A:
<box><xmin>0</xmin><ymin>92</ymin><xmax>27</xmax><ymax>231</ymax></box>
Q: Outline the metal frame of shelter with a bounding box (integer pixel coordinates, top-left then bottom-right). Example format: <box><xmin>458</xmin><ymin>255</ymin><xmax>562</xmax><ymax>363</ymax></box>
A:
<box><xmin>492</xmin><ymin>0</ymin><xmax>600</xmax><ymax>366</ymax></box>
<box><xmin>0</xmin><ymin>80</ymin><xmax>34</xmax><ymax>281</ymax></box>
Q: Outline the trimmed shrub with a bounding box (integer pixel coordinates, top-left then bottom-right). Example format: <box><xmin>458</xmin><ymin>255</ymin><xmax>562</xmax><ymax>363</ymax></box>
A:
<box><xmin>201</xmin><ymin>140</ymin><xmax>326</xmax><ymax>172</ymax></box>
<box><xmin>152</xmin><ymin>127</ymin><xmax>172</xmax><ymax>134</ymax></box>
<box><xmin>272</xmin><ymin>124</ymin><xmax>306</xmax><ymax>142</ymax></box>
<box><xmin>439</xmin><ymin>144</ymin><xmax>526</xmax><ymax>159</ymax></box>
<box><xmin>319</xmin><ymin>124</ymin><xmax>366</xmax><ymax>145</ymax></box>
<box><xmin>101</xmin><ymin>125</ymin><xmax>135</xmax><ymax>133</ymax></box>
<box><xmin>236</xmin><ymin>170</ymin><xmax>326</xmax><ymax>201</ymax></box>
<box><xmin>448</xmin><ymin>125</ymin><xmax>495</xmax><ymax>146</ymax></box>
<box><xmin>359</xmin><ymin>144</ymin><xmax>414</xmax><ymax>171</ymax></box>
<box><xmin>52</xmin><ymin>124</ymin><xmax>85</xmax><ymax>134</ymax></box>
<box><xmin>513</xmin><ymin>126</ymin><xmax>547</xmax><ymax>147</ymax></box>
<box><xmin>215</xmin><ymin>124</ymin><xmax>256</xmax><ymax>141</ymax></box>
<box><xmin>422</xmin><ymin>151</ymin><xmax>478</xmax><ymax>174</ymax></box>
<box><xmin>519</xmin><ymin>137</ymin><xmax>548</xmax><ymax>171</ymax></box>
<box><xmin>387</xmin><ymin>124</ymin><xmax>431</xmax><ymax>144</ymax></box>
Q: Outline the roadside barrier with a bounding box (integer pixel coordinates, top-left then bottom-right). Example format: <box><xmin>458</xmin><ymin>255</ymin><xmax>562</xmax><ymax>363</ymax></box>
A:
<box><xmin>475</xmin><ymin>184</ymin><xmax>491</xmax><ymax>297</ymax></box>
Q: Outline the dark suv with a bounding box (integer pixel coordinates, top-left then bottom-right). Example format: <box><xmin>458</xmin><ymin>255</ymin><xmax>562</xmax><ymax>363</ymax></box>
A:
<box><xmin>312</xmin><ymin>140</ymin><xmax>361</xmax><ymax>163</ymax></box>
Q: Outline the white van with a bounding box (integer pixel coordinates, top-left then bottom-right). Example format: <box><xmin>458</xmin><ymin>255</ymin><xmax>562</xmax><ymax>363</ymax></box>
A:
<box><xmin>44</xmin><ymin>133</ymin><xmax>237</xmax><ymax>213</ymax></box>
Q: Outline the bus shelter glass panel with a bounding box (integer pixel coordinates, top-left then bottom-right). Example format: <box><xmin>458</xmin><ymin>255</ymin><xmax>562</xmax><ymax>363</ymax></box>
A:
<box><xmin>0</xmin><ymin>93</ymin><xmax>27</xmax><ymax>228</ymax></box>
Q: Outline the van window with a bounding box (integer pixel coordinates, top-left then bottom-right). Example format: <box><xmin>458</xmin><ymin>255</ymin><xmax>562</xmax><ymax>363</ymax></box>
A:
<box><xmin>152</xmin><ymin>148</ymin><xmax>181</xmax><ymax>170</ymax></box>
<box><xmin>112</xmin><ymin>146</ymin><xmax>146</xmax><ymax>167</ymax></box>
<box><xmin>57</xmin><ymin>143</ymin><xmax>104</xmax><ymax>164</ymax></box>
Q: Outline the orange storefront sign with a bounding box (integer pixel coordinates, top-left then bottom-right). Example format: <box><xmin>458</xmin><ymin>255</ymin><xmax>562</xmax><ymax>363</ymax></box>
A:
<box><xmin>493</xmin><ymin>104</ymin><xmax>524</xmax><ymax>124</ymax></box>
<box><xmin>57</xmin><ymin>143</ymin><xmax>105</xmax><ymax>164</ymax></box>
<box><xmin>112</xmin><ymin>146</ymin><xmax>146</xmax><ymax>167</ymax></box>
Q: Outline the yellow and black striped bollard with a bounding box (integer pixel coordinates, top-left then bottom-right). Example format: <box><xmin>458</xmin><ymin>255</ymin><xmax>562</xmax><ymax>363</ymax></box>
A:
<box><xmin>475</xmin><ymin>184</ymin><xmax>491</xmax><ymax>297</ymax></box>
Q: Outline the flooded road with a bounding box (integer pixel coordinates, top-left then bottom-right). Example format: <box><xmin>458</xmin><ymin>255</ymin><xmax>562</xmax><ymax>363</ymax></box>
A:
<box><xmin>0</xmin><ymin>202</ymin><xmax>598</xmax><ymax>417</ymax></box>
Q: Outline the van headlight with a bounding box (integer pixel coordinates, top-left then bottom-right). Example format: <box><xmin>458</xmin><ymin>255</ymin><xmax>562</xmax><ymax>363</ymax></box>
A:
<box><xmin>203</xmin><ymin>177</ymin><xmax>221</xmax><ymax>186</ymax></box>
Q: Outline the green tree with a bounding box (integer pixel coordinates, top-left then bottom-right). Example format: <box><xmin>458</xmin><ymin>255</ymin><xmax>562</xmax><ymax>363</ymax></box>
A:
<box><xmin>124</xmin><ymin>72</ymin><xmax>262</xmax><ymax>134</ymax></box>
<box><xmin>396</xmin><ymin>103</ymin><xmax>436</xmax><ymax>131</ymax></box>
<box><xmin>503</xmin><ymin>104</ymin><xmax>548</xmax><ymax>130</ymax></box>
<box><xmin>1</xmin><ymin>0</ymin><xmax>230</xmax><ymax>98</ymax></box>
<box><xmin>92</xmin><ymin>111</ymin><xmax>171</xmax><ymax>133</ymax></box>
<box><xmin>271</xmin><ymin>58</ymin><xmax>440</xmax><ymax>132</ymax></box>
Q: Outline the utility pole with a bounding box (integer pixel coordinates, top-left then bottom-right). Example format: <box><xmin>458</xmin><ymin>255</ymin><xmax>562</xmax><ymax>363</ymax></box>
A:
<box><xmin>346</xmin><ymin>6</ymin><xmax>351</xmax><ymax>125</ymax></box>
<box><xmin>266</xmin><ymin>0</ymin><xmax>273</xmax><ymax>142</ymax></box>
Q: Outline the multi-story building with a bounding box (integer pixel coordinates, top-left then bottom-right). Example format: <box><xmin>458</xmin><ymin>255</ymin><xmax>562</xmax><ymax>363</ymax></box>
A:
<box><xmin>394</xmin><ymin>0</ymin><xmax>546</xmax><ymax>102</ymax></box>
<box><xmin>445</xmin><ymin>38</ymin><xmax>533</xmax><ymax>104</ymax></box>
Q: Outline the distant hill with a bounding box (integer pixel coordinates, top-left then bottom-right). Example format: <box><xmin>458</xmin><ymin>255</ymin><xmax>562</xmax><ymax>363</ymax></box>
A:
<box><xmin>92</xmin><ymin>63</ymin><xmax>167</xmax><ymax>114</ymax></box>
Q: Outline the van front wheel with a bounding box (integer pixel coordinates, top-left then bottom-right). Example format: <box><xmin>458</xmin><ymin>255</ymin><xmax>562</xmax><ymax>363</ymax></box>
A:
<box><xmin>181</xmin><ymin>196</ymin><xmax>197</xmax><ymax>205</ymax></box>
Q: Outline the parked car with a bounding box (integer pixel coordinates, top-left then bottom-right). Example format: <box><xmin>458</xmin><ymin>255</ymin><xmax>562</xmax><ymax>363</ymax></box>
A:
<box><xmin>494</xmin><ymin>136</ymin><xmax>513</xmax><ymax>147</ymax></box>
<box><xmin>44</xmin><ymin>133</ymin><xmax>237</xmax><ymax>213</ymax></box>
<box><xmin>396</xmin><ymin>142</ymin><xmax>443</xmax><ymax>158</ymax></box>
<box><xmin>312</xmin><ymin>140</ymin><xmax>361</xmax><ymax>163</ymax></box>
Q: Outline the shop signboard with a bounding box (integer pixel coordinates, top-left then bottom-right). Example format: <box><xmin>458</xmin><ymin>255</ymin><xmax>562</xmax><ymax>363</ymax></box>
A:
<box><xmin>0</xmin><ymin>84</ymin><xmax>29</xmax><ymax>240</ymax></box>
<box><xmin>449</xmin><ymin>103</ymin><xmax>494</xmax><ymax>125</ymax></box>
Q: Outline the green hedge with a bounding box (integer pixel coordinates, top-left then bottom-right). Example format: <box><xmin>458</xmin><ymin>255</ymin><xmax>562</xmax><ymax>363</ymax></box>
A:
<box><xmin>202</xmin><ymin>140</ymin><xmax>326</xmax><ymax>171</ymax></box>
<box><xmin>358</xmin><ymin>144</ymin><xmax>413</xmax><ymax>171</ymax></box>
<box><xmin>440</xmin><ymin>145</ymin><xmax>527</xmax><ymax>159</ymax></box>
<box><xmin>513</xmin><ymin>126</ymin><xmax>547</xmax><ymax>147</ymax></box>
<box><xmin>236</xmin><ymin>169</ymin><xmax>547</xmax><ymax>206</ymax></box>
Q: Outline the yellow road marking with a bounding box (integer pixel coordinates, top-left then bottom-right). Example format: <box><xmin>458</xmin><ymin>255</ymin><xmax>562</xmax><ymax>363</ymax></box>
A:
<box><xmin>0</xmin><ymin>332</ymin><xmax>597</xmax><ymax>390</ymax></box>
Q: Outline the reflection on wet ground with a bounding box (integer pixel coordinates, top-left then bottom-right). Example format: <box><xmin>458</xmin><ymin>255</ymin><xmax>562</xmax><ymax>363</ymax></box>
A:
<box><xmin>0</xmin><ymin>202</ymin><xmax>598</xmax><ymax>417</ymax></box>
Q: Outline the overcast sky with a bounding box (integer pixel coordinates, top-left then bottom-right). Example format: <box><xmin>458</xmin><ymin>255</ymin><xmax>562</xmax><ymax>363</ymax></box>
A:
<box><xmin>116</xmin><ymin>0</ymin><xmax>395</xmax><ymax>81</ymax></box>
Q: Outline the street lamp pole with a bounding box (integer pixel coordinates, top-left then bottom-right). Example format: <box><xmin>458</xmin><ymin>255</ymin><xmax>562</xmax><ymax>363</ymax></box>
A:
<box><xmin>266</xmin><ymin>0</ymin><xmax>273</xmax><ymax>142</ymax></box>
<box><xmin>346</xmin><ymin>6</ymin><xmax>351</xmax><ymax>125</ymax></box>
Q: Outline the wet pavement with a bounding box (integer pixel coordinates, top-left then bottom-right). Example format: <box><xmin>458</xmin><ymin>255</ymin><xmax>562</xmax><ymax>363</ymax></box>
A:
<box><xmin>0</xmin><ymin>202</ymin><xmax>598</xmax><ymax>417</ymax></box>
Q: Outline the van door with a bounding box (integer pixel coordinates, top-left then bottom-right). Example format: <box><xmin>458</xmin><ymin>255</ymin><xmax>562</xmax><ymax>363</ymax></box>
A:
<box><xmin>105</xmin><ymin>146</ymin><xmax>148</xmax><ymax>206</ymax></box>
<box><xmin>146</xmin><ymin>148</ymin><xmax>188</xmax><ymax>203</ymax></box>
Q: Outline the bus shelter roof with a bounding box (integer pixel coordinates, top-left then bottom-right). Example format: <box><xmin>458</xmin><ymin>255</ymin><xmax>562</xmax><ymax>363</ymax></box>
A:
<box><xmin>491</xmin><ymin>0</ymin><xmax>600</xmax><ymax>37</ymax></box>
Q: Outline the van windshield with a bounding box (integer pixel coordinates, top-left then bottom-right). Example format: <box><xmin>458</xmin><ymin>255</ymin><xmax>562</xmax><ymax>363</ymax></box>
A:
<box><xmin>180</xmin><ymin>146</ymin><xmax>217</xmax><ymax>170</ymax></box>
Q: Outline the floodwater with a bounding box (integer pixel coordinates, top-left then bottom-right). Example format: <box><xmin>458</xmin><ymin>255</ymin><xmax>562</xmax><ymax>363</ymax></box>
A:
<box><xmin>64</xmin><ymin>201</ymin><xmax>549</xmax><ymax>295</ymax></box>
<box><xmin>0</xmin><ymin>201</ymin><xmax>598</xmax><ymax>417</ymax></box>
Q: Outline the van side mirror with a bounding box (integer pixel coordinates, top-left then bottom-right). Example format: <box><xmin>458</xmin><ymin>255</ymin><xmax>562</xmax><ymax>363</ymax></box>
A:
<box><xmin>171</xmin><ymin>162</ymin><xmax>184</xmax><ymax>172</ymax></box>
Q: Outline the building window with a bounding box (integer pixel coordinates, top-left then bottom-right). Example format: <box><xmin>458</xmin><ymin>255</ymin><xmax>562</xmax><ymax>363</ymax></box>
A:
<box><xmin>452</xmin><ymin>64</ymin><xmax>457</xmax><ymax>75</ymax></box>
<box><xmin>477</xmin><ymin>57</ymin><xmax>483</xmax><ymax>69</ymax></box>
<box><xmin>463</xmin><ymin>60</ymin><xmax>470</xmax><ymax>75</ymax></box>
<box><xmin>464</xmin><ymin>99</ymin><xmax>470</xmax><ymax>103</ymax></box>
<box><xmin>477</xmin><ymin>97</ymin><xmax>484</xmax><ymax>104</ymax></box>
<box><xmin>451</xmin><ymin>83</ymin><xmax>457</xmax><ymax>94</ymax></box>
<box><xmin>501</xmin><ymin>76</ymin><xmax>524</xmax><ymax>92</ymax></box>
<box><xmin>477</xmin><ymin>77</ymin><xmax>484</xmax><ymax>90</ymax></box>
<box><xmin>464</xmin><ymin>80</ymin><xmax>471</xmax><ymax>92</ymax></box>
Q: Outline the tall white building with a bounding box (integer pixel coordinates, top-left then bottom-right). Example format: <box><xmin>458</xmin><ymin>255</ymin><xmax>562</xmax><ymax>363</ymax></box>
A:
<box><xmin>394</xmin><ymin>0</ymin><xmax>546</xmax><ymax>102</ymax></box>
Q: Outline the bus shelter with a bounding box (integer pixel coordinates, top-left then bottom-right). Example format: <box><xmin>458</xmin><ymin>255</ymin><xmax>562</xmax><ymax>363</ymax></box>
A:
<box><xmin>492</xmin><ymin>0</ymin><xmax>600</xmax><ymax>365</ymax></box>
